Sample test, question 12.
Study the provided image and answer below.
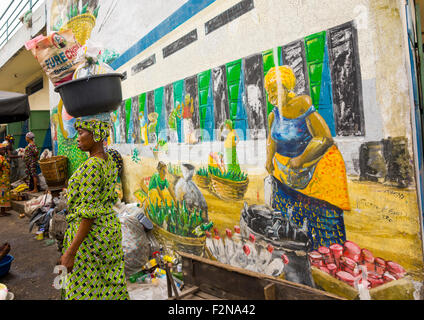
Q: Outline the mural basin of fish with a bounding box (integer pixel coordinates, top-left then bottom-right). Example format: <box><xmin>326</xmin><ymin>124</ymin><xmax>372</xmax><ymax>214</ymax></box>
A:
<box><xmin>239</xmin><ymin>202</ymin><xmax>314</xmax><ymax>286</ymax></box>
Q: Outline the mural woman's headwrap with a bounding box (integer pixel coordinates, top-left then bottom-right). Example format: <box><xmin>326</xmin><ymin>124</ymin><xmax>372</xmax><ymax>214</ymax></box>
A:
<box><xmin>264</xmin><ymin>65</ymin><xmax>297</xmax><ymax>99</ymax></box>
<box><xmin>74</xmin><ymin>113</ymin><xmax>111</xmax><ymax>142</ymax></box>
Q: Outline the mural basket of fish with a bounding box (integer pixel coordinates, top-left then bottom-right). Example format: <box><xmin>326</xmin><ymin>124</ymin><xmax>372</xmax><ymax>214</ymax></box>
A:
<box><xmin>151</xmin><ymin>221</ymin><xmax>206</xmax><ymax>257</ymax></box>
<box><xmin>209</xmin><ymin>173</ymin><xmax>249</xmax><ymax>201</ymax></box>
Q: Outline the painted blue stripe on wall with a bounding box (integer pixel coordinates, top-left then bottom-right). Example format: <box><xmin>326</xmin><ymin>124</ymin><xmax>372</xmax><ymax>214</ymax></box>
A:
<box><xmin>111</xmin><ymin>0</ymin><xmax>217</xmax><ymax>70</ymax></box>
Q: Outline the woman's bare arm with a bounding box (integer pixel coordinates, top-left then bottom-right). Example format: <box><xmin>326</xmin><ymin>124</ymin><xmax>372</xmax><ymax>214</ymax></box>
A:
<box><xmin>60</xmin><ymin>218</ymin><xmax>95</xmax><ymax>272</ymax></box>
<box><xmin>290</xmin><ymin>112</ymin><xmax>334</xmax><ymax>168</ymax></box>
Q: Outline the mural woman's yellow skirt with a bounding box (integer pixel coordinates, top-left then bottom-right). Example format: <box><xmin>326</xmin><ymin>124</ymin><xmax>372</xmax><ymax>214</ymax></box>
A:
<box><xmin>272</xmin><ymin>145</ymin><xmax>350</xmax><ymax>249</ymax></box>
<box><xmin>148</xmin><ymin>188</ymin><xmax>173</xmax><ymax>207</ymax></box>
<box><xmin>273</xmin><ymin>145</ymin><xmax>351</xmax><ymax>211</ymax></box>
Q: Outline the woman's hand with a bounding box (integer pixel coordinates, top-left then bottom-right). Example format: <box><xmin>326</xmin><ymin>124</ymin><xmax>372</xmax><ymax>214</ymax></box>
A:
<box><xmin>288</xmin><ymin>156</ymin><xmax>303</xmax><ymax>170</ymax></box>
<box><xmin>59</xmin><ymin>251</ymin><xmax>76</xmax><ymax>273</ymax></box>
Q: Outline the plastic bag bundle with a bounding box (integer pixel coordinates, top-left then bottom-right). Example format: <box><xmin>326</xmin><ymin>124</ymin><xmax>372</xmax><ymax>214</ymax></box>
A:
<box><xmin>119</xmin><ymin>213</ymin><xmax>151</xmax><ymax>277</ymax></box>
<box><xmin>40</xmin><ymin>149</ymin><xmax>53</xmax><ymax>160</ymax></box>
<box><xmin>25</xmin><ymin>30</ymin><xmax>83</xmax><ymax>86</ymax></box>
<box><xmin>73</xmin><ymin>41</ymin><xmax>114</xmax><ymax>79</ymax></box>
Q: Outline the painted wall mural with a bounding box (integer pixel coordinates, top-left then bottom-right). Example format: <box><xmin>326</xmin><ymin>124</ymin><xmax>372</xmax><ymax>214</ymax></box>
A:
<box><xmin>111</xmin><ymin>18</ymin><xmax>421</xmax><ymax>300</ymax></box>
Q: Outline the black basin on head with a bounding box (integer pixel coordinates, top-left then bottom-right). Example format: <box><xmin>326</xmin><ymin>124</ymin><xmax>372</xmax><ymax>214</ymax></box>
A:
<box><xmin>54</xmin><ymin>73</ymin><xmax>124</xmax><ymax>118</ymax></box>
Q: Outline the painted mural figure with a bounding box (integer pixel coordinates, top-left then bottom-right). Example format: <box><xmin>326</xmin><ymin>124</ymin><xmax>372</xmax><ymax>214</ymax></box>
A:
<box><xmin>139</xmin><ymin>111</ymin><xmax>148</xmax><ymax>145</ymax></box>
<box><xmin>264</xmin><ymin>66</ymin><xmax>350</xmax><ymax>250</ymax></box>
<box><xmin>208</xmin><ymin>151</ymin><xmax>225</xmax><ymax>173</ymax></box>
<box><xmin>223</xmin><ymin>119</ymin><xmax>241</xmax><ymax>173</ymax></box>
<box><xmin>168</xmin><ymin>103</ymin><xmax>182</xmax><ymax>143</ymax></box>
<box><xmin>182</xmin><ymin>94</ymin><xmax>196</xmax><ymax>144</ymax></box>
<box><xmin>147</xmin><ymin>112</ymin><xmax>159</xmax><ymax>145</ymax></box>
<box><xmin>148</xmin><ymin>161</ymin><xmax>177</xmax><ymax>207</ymax></box>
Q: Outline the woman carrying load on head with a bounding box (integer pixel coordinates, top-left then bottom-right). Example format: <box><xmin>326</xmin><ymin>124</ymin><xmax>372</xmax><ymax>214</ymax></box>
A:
<box><xmin>58</xmin><ymin>114</ymin><xmax>128</xmax><ymax>300</ymax></box>
<box><xmin>264</xmin><ymin>65</ymin><xmax>351</xmax><ymax>250</ymax></box>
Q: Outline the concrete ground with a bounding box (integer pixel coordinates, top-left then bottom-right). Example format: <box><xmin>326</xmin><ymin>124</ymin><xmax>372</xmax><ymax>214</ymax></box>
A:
<box><xmin>0</xmin><ymin>210</ymin><xmax>61</xmax><ymax>300</ymax></box>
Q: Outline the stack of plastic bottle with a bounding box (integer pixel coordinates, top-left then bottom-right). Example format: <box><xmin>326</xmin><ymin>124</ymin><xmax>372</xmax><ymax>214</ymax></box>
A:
<box><xmin>128</xmin><ymin>249</ymin><xmax>183</xmax><ymax>291</ymax></box>
<box><xmin>205</xmin><ymin>226</ymin><xmax>289</xmax><ymax>277</ymax></box>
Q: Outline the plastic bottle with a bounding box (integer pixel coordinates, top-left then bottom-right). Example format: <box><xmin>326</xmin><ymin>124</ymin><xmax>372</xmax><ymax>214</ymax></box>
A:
<box><xmin>257</xmin><ymin>243</ymin><xmax>274</xmax><ymax>273</ymax></box>
<box><xmin>129</xmin><ymin>270</ymin><xmax>147</xmax><ymax>283</ymax></box>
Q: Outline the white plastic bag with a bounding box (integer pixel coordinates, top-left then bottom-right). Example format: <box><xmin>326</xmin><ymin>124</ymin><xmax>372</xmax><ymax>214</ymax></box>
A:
<box><xmin>24</xmin><ymin>193</ymin><xmax>52</xmax><ymax>216</ymax></box>
<box><xmin>73</xmin><ymin>40</ymin><xmax>114</xmax><ymax>79</ymax></box>
<box><xmin>119</xmin><ymin>214</ymin><xmax>150</xmax><ymax>277</ymax></box>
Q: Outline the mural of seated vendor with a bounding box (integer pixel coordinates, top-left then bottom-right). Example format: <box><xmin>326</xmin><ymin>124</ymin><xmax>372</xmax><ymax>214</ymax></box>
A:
<box><xmin>264</xmin><ymin>65</ymin><xmax>349</xmax><ymax>251</ymax></box>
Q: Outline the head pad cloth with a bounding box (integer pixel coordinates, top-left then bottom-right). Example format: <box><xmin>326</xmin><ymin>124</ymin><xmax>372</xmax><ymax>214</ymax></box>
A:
<box><xmin>74</xmin><ymin>113</ymin><xmax>111</xmax><ymax>142</ymax></box>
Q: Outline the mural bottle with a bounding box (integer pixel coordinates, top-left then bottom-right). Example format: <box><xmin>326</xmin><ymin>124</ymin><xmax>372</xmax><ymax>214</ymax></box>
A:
<box><xmin>243</xmin><ymin>234</ymin><xmax>258</xmax><ymax>272</ymax></box>
<box><xmin>213</xmin><ymin>234</ymin><xmax>227</xmax><ymax>263</ymax></box>
<box><xmin>233</xmin><ymin>225</ymin><xmax>243</xmax><ymax>244</ymax></box>
<box><xmin>264</xmin><ymin>254</ymin><xmax>289</xmax><ymax>277</ymax></box>
<box><xmin>228</xmin><ymin>226</ymin><xmax>246</xmax><ymax>268</ymax></box>
<box><xmin>242</xmin><ymin>244</ymin><xmax>257</xmax><ymax>272</ymax></box>
<box><xmin>205</xmin><ymin>231</ymin><xmax>217</xmax><ymax>258</ymax></box>
<box><xmin>257</xmin><ymin>244</ymin><xmax>274</xmax><ymax>273</ymax></box>
<box><xmin>224</xmin><ymin>228</ymin><xmax>235</xmax><ymax>264</ymax></box>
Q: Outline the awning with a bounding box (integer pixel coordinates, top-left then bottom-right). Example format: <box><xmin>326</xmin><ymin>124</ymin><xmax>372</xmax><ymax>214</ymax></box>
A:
<box><xmin>0</xmin><ymin>91</ymin><xmax>30</xmax><ymax>124</ymax></box>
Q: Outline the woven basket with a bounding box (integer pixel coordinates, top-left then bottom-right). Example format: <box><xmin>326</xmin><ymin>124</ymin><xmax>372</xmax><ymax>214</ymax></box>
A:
<box><xmin>151</xmin><ymin>221</ymin><xmax>205</xmax><ymax>257</ymax></box>
<box><xmin>193</xmin><ymin>174</ymin><xmax>210</xmax><ymax>189</ymax></box>
<box><xmin>38</xmin><ymin>156</ymin><xmax>68</xmax><ymax>188</ymax></box>
<box><xmin>209</xmin><ymin>174</ymin><xmax>249</xmax><ymax>201</ymax></box>
<box><xmin>63</xmin><ymin>13</ymin><xmax>96</xmax><ymax>45</ymax></box>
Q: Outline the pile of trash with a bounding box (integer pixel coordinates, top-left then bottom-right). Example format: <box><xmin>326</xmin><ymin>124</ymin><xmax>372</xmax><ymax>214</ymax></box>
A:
<box><xmin>114</xmin><ymin>201</ymin><xmax>182</xmax><ymax>300</ymax></box>
<box><xmin>25</xmin><ymin>190</ymin><xmax>68</xmax><ymax>251</ymax></box>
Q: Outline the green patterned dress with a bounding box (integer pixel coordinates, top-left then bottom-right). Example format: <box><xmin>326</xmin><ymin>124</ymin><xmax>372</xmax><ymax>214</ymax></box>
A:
<box><xmin>62</xmin><ymin>155</ymin><xmax>129</xmax><ymax>300</ymax></box>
